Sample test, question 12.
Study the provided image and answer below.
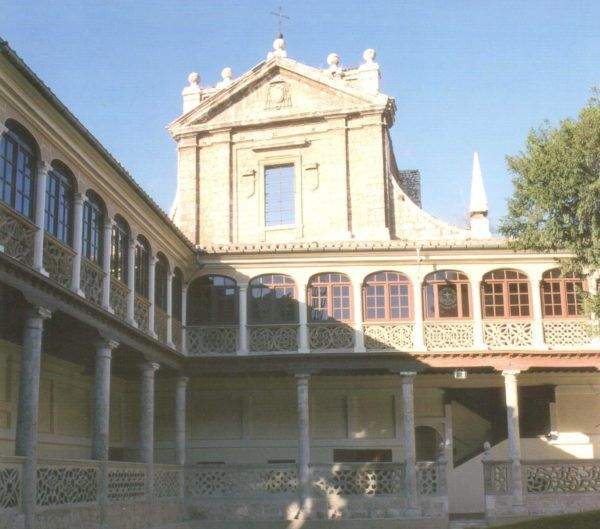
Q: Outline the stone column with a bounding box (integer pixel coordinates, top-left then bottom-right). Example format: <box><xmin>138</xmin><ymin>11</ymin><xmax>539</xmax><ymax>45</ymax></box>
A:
<box><xmin>126</xmin><ymin>238</ymin><xmax>137</xmax><ymax>327</ymax></box>
<box><xmin>410</xmin><ymin>273</ymin><xmax>425</xmax><ymax>350</ymax></box>
<box><xmin>71</xmin><ymin>192</ymin><xmax>85</xmax><ymax>295</ymax></box>
<box><xmin>296</xmin><ymin>374</ymin><xmax>311</xmax><ymax>516</ymax></box>
<box><xmin>101</xmin><ymin>219</ymin><xmax>113</xmax><ymax>311</ymax></box>
<box><xmin>166</xmin><ymin>270</ymin><xmax>174</xmax><ymax>347</ymax></box>
<box><xmin>530</xmin><ymin>271</ymin><xmax>546</xmax><ymax>348</ymax></box>
<box><xmin>181</xmin><ymin>283</ymin><xmax>188</xmax><ymax>353</ymax></box>
<box><xmin>470</xmin><ymin>275</ymin><xmax>486</xmax><ymax>349</ymax></box>
<box><xmin>352</xmin><ymin>280</ymin><xmax>365</xmax><ymax>352</ymax></box>
<box><xmin>33</xmin><ymin>161</ymin><xmax>49</xmax><ymax>275</ymax></box>
<box><xmin>175</xmin><ymin>376</ymin><xmax>188</xmax><ymax>466</ymax></box>
<box><xmin>140</xmin><ymin>362</ymin><xmax>159</xmax><ymax>497</ymax></box>
<box><xmin>92</xmin><ymin>338</ymin><xmax>118</xmax><ymax>529</ymax></box>
<box><xmin>401</xmin><ymin>372</ymin><xmax>419</xmax><ymax>515</ymax></box>
<box><xmin>148</xmin><ymin>255</ymin><xmax>157</xmax><ymax>337</ymax></box>
<box><xmin>503</xmin><ymin>370</ymin><xmax>524</xmax><ymax>507</ymax></box>
<box><xmin>297</xmin><ymin>283</ymin><xmax>309</xmax><ymax>353</ymax></box>
<box><xmin>15</xmin><ymin>305</ymin><xmax>52</xmax><ymax>529</ymax></box>
<box><xmin>238</xmin><ymin>284</ymin><xmax>248</xmax><ymax>354</ymax></box>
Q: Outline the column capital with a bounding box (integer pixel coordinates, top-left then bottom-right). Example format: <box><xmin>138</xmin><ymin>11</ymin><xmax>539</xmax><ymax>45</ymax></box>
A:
<box><xmin>502</xmin><ymin>369</ymin><xmax>521</xmax><ymax>378</ymax></box>
<box><xmin>295</xmin><ymin>373</ymin><xmax>311</xmax><ymax>384</ymax></box>
<box><xmin>176</xmin><ymin>375</ymin><xmax>189</xmax><ymax>388</ymax></box>
<box><xmin>26</xmin><ymin>304</ymin><xmax>52</xmax><ymax>320</ymax></box>
<box><xmin>238</xmin><ymin>283</ymin><xmax>248</xmax><ymax>291</ymax></box>
<box><xmin>140</xmin><ymin>361</ymin><xmax>160</xmax><ymax>374</ymax></box>
<box><xmin>149</xmin><ymin>254</ymin><xmax>158</xmax><ymax>266</ymax></box>
<box><xmin>95</xmin><ymin>337</ymin><xmax>119</xmax><ymax>352</ymax></box>
<box><xmin>128</xmin><ymin>237</ymin><xmax>138</xmax><ymax>250</ymax></box>
<box><xmin>399</xmin><ymin>370</ymin><xmax>418</xmax><ymax>379</ymax></box>
<box><xmin>38</xmin><ymin>159</ymin><xmax>52</xmax><ymax>175</ymax></box>
<box><xmin>104</xmin><ymin>217</ymin><xmax>114</xmax><ymax>230</ymax></box>
<box><xmin>167</xmin><ymin>269</ymin><xmax>174</xmax><ymax>281</ymax></box>
<box><xmin>73</xmin><ymin>191</ymin><xmax>86</xmax><ymax>205</ymax></box>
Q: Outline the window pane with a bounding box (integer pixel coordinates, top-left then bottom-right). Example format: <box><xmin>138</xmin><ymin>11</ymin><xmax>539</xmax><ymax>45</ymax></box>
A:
<box><xmin>264</xmin><ymin>164</ymin><xmax>295</xmax><ymax>226</ymax></box>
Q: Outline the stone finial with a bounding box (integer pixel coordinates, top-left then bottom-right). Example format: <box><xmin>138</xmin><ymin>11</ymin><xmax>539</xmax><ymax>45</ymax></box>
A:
<box><xmin>182</xmin><ymin>72</ymin><xmax>202</xmax><ymax>113</ymax></box>
<box><xmin>326</xmin><ymin>52</ymin><xmax>342</xmax><ymax>76</ymax></box>
<box><xmin>357</xmin><ymin>48</ymin><xmax>380</xmax><ymax>94</ymax></box>
<box><xmin>469</xmin><ymin>151</ymin><xmax>491</xmax><ymax>237</ymax></box>
<box><xmin>362</xmin><ymin>48</ymin><xmax>376</xmax><ymax>64</ymax></box>
<box><xmin>267</xmin><ymin>35</ymin><xmax>287</xmax><ymax>59</ymax></box>
<box><xmin>216</xmin><ymin>67</ymin><xmax>233</xmax><ymax>89</ymax></box>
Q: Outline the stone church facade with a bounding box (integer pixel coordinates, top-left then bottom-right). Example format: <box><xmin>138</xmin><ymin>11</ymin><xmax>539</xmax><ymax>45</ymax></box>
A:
<box><xmin>1</xmin><ymin>35</ymin><xmax>600</xmax><ymax>529</ymax></box>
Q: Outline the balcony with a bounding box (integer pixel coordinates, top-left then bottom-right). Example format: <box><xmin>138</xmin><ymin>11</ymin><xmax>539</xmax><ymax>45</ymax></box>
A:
<box><xmin>186</xmin><ymin>325</ymin><xmax>238</xmax><ymax>355</ymax></box>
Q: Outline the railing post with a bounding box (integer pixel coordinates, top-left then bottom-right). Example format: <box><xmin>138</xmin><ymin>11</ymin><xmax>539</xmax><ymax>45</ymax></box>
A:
<box><xmin>181</xmin><ymin>283</ymin><xmax>188</xmax><ymax>353</ymax></box>
<box><xmin>502</xmin><ymin>370</ymin><xmax>525</xmax><ymax>510</ymax></box>
<box><xmin>530</xmin><ymin>271</ymin><xmax>546</xmax><ymax>348</ymax></box>
<box><xmin>175</xmin><ymin>376</ymin><xmax>188</xmax><ymax>501</ymax></box>
<box><xmin>238</xmin><ymin>284</ymin><xmax>248</xmax><ymax>354</ymax></box>
<box><xmin>126</xmin><ymin>238</ymin><xmax>137</xmax><ymax>327</ymax></box>
<box><xmin>166</xmin><ymin>270</ymin><xmax>174</xmax><ymax>347</ymax></box>
<box><xmin>297</xmin><ymin>282</ymin><xmax>309</xmax><ymax>353</ymax></box>
<box><xmin>71</xmin><ymin>192</ymin><xmax>85</xmax><ymax>296</ymax></box>
<box><xmin>400</xmin><ymin>371</ymin><xmax>419</xmax><ymax>515</ymax></box>
<box><xmin>410</xmin><ymin>273</ymin><xmax>425</xmax><ymax>350</ymax></box>
<box><xmin>148</xmin><ymin>255</ymin><xmax>157</xmax><ymax>337</ymax></box>
<box><xmin>352</xmin><ymin>279</ymin><xmax>365</xmax><ymax>352</ymax></box>
<box><xmin>470</xmin><ymin>275</ymin><xmax>486</xmax><ymax>349</ymax></box>
<box><xmin>33</xmin><ymin>161</ymin><xmax>49</xmax><ymax>275</ymax></box>
<box><xmin>15</xmin><ymin>304</ymin><xmax>52</xmax><ymax>529</ymax></box>
<box><xmin>92</xmin><ymin>337</ymin><xmax>118</xmax><ymax>528</ymax></box>
<box><xmin>101</xmin><ymin>219</ymin><xmax>113</xmax><ymax>311</ymax></box>
<box><xmin>295</xmin><ymin>373</ymin><xmax>312</xmax><ymax>518</ymax></box>
<box><xmin>140</xmin><ymin>362</ymin><xmax>159</xmax><ymax>498</ymax></box>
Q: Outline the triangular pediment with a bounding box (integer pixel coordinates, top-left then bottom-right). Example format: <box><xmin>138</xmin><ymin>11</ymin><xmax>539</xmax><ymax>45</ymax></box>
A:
<box><xmin>169</xmin><ymin>58</ymin><xmax>391</xmax><ymax>132</ymax></box>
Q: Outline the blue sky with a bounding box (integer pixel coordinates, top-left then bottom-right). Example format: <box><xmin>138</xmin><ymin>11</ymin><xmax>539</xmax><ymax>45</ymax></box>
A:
<box><xmin>2</xmin><ymin>1</ymin><xmax>599</xmax><ymax>231</ymax></box>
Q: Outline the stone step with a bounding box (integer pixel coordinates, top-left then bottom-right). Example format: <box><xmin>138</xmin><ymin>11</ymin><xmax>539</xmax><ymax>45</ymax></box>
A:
<box><xmin>448</xmin><ymin>519</ymin><xmax>488</xmax><ymax>528</ymax></box>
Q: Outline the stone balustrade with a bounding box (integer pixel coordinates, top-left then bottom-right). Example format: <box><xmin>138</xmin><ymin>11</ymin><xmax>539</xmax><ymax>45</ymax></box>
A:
<box><xmin>81</xmin><ymin>258</ymin><xmax>104</xmax><ymax>306</ymax></box>
<box><xmin>0</xmin><ymin>202</ymin><xmax>36</xmax><ymax>267</ymax></box>
<box><xmin>155</xmin><ymin>307</ymin><xmax>168</xmax><ymax>343</ymax></box>
<box><xmin>308</xmin><ymin>322</ymin><xmax>355</xmax><ymax>351</ymax></box>
<box><xmin>42</xmin><ymin>234</ymin><xmax>74</xmax><ymax>289</ymax></box>
<box><xmin>248</xmin><ymin>324</ymin><xmax>299</xmax><ymax>352</ymax></box>
<box><xmin>109</xmin><ymin>278</ymin><xmax>129</xmax><ymax>320</ymax></box>
<box><xmin>423</xmin><ymin>321</ymin><xmax>474</xmax><ymax>350</ymax></box>
<box><xmin>186</xmin><ymin>325</ymin><xmax>238</xmax><ymax>355</ymax></box>
<box><xmin>363</xmin><ymin>323</ymin><xmax>414</xmax><ymax>350</ymax></box>
<box><xmin>483</xmin><ymin>321</ymin><xmax>533</xmax><ymax>348</ymax></box>
<box><xmin>134</xmin><ymin>294</ymin><xmax>150</xmax><ymax>332</ymax></box>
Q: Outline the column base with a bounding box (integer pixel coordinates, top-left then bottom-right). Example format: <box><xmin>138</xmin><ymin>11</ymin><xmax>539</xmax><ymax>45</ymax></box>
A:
<box><xmin>126</xmin><ymin>317</ymin><xmax>138</xmax><ymax>329</ymax></box>
<box><xmin>71</xmin><ymin>287</ymin><xmax>85</xmax><ymax>298</ymax></box>
<box><xmin>149</xmin><ymin>330</ymin><xmax>158</xmax><ymax>339</ymax></box>
<box><xmin>103</xmin><ymin>304</ymin><xmax>114</xmax><ymax>314</ymax></box>
<box><xmin>167</xmin><ymin>341</ymin><xmax>176</xmax><ymax>349</ymax></box>
<box><xmin>298</xmin><ymin>347</ymin><xmax>310</xmax><ymax>354</ymax></box>
<box><xmin>34</xmin><ymin>265</ymin><xmax>49</xmax><ymax>277</ymax></box>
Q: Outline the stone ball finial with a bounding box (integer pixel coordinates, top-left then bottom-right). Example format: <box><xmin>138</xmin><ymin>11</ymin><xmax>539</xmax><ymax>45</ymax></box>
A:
<box><xmin>187</xmin><ymin>72</ymin><xmax>200</xmax><ymax>86</ymax></box>
<box><xmin>363</xmin><ymin>48</ymin><xmax>376</xmax><ymax>64</ymax></box>
<box><xmin>327</xmin><ymin>53</ymin><xmax>340</xmax><ymax>67</ymax></box>
<box><xmin>221</xmin><ymin>67</ymin><xmax>233</xmax><ymax>81</ymax></box>
<box><xmin>273</xmin><ymin>36</ymin><xmax>285</xmax><ymax>51</ymax></box>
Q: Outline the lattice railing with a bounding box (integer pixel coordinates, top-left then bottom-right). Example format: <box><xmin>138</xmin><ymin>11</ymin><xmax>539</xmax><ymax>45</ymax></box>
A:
<box><xmin>110</xmin><ymin>278</ymin><xmax>129</xmax><ymax>320</ymax></box>
<box><xmin>186</xmin><ymin>464</ymin><xmax>298</xmax><ymax>497</ymax></box>
<box><xmin>543</xmin><ymin>319</ymin><xmax>593</xmax><ymax>346</ymax></box>
<box><xmin>363</xmin><ymin>323</ymin><xmax>414</xmax><ymax>350</ymax></box>
<box><xmin>483</xmin><ymin>321</ymin><xmax>533</xmax><ymax>348</ymax></box>
<box><xmin>154</xmin><ymin>464</ymin><xmax>181</xmax><ymax>499</ymax></box>
<box><xmin>186</xmin><ymin>325</ymin><xmax>238</xmax><ymax>355</ymax></box>
<box><xmin>43</xmin><ymin>234</ymin><xmax>74</xmax><ymax>289</ymax></box>
<box><xmin>0</xmin><ymin>202</ymin><xmax>36</xmax><ymax>266</ymax></box>
<box><xmin>107</xmin><ymin>462</ymin><xmax>147</xmax><ymax>502</ymax></box>
<box><xmin>155</xmin><ymin>307</ymin><xmax>168</xmax><ymax>343</ymax></box>
<box><xmin>417</xmin><ymin>461</ymin><xmax>442</xmax><ymax>496</ymax></box>
<box><xmin>483</xmin><ymin>460</ymin><xmax>511</xmax><ymax>495</ymax></box>
<box><xmin>423</xmin><ymin>321</ymin><xmax>474</xmax><ymax>350</ymax></box>
<box><xmin>172</xmin><ymin>319</ymin><xmax>183</xmax><ymax>351</ymax></box>
<box><xmin>81</xmin><ymin>258</ymin><xmax>104</xmax><ymax>306</ymax></box>
<box><xmin>311</xmin><ymin>462</ymin><xmax>405</xmax><ymax>496</ymax></box>
<box><xmin>308</xmin><ymin>323</ymin><xmax>355</xmax><ymax>351</ymax></box>
<box><xmin>0</xmin><ymin>457</ymin><xmax>23</xmax><ymax>509</ymax></box>
<box><xmin>248</xmin><ymin>324</ymin><xmax>298</xmax><ymax>352</ymax></box>
<box><xmin>524</xmin><ymin>460</ymin><xmax>600</xmax><ymax>494</ymax></box>
<box><xmin>134</xmin><ymin>294</ymin><xmax>150</xmax><ymax>332</ymax></box>
<box><xmin>36</xmin><ymin>459</ymin><xmax>99</xmax><ymax>507</ymax></box>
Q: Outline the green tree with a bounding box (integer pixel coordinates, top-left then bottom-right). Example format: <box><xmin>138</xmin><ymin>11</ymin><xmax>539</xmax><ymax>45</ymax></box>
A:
<box><xmin>501</xmin><ymin>91</ymin><xmax>600</xmax><ymax>311</ymax></box>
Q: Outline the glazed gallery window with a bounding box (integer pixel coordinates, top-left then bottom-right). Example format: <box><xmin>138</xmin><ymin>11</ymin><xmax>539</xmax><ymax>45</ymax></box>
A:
<box><xmin>481</xmin><ymin>269</ymin><xmax>531</xmax><ymax>318</ymax></box>
<box><xmin>308</xmin><ymin>273</ymin><xmax>352</xmax><ymax>322</ymax></box>
<box><xmin>82</xmin><ymin>191</ymin><xmax>105</xmax><ymax>265</ymax></box>
<box><xmin>423</xmin><ymin>270</ymin><xmax>470</xmax><ymax>319</ymax></box>
<box><xmin>249</xmin><ymin>274</ymin><xmax>297</xmax><ymax>324</ymax></box>
<box><xmin>541</xmin><ymin>269</ymin><xmax>584</xmax><ymax>317</ymax></box>
<box><xmin>45</xmin><ymin>161</ymin><xmax>74</xmax><ymax>246</ymax></box>
<box><xmin>187</xmin><ymin>275</ymin><xmax>238</xmax><ymax>325</ymax></box>
<box><xmin>111</xmin><ymin>216</ymin><xmax>129</xmax><ymax>282</ymax></box>
<box><xmin>363</xmin><ymin>271</ymin><xmax>411</xmax><ymax>321</ymax></box>
<box><xmin>264</xmin><ymin>164</ymin><xmax>295</xmax><ymax>226</ymax></box>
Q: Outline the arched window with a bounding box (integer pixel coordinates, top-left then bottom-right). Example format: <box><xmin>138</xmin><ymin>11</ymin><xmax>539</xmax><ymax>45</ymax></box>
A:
<box><xmin>0</xmin><ymin>120</ymin><xmax>38</xmax><ymax>219</ymax></box>
<box><xmin>135</xmin><ymin>235</ymin><xmax>150</xmax><ymax>298</ymax></box>
<box><xmin>423</xmin><ymin>270</ymin><xmax>470</xmax><ymax>319</ymax></box>
<box><xmin>308</xmin><ymin>273</ymin><xmax>352</xmax><ymax>322</ymax></box>
<box><xmin>111</xmin><ymin>215</ymin><xmax>129</xmax><ymax>282</ymax></box>
<box><xmin>155</xmin><ymin>253</ymin><xmax>169</xmax><ymax>311</ymax></box>
<box><xmin>482</xmin><ymin>269</ymin><xmax>530</xmax><ymax>318</ymax></box>
<box><xmin>82</xmin><ymin>191</ymin><xmax>105</xmax><ymax>265</ymax></box>
<box><xmin>363</xmin><ymin>271</ymin><xmax>411</xmax><ymax>321</ymax></box>
<box><xmin>172</xmin><ymin>267</ymin><xmax>183</xmax><ymax>322</ymax></box>
<box><xmin>249</xmin><ymin>274</ymin><xmax>297</xmax><ymax>324</ymax></box>
<box><xmin>541</xmin><ymin>269</ymin><xmax>585</xmax><ymax>317</ymax></box>
<box><xmin>187</xmin><ymin>275</ymin><xmax>237</xmax><ymax>325</ymax></box>
<box><xmin>45</xmin><ymin>160</ymin><xmax>74</xmax><ymax>245</ymax></box>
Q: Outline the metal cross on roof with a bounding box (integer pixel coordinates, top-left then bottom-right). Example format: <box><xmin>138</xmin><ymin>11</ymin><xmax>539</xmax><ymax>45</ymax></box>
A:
<box><xmin>270</xmin><ymin>6</ymin><xmax>289</xmax><ymax>37</ymax></box>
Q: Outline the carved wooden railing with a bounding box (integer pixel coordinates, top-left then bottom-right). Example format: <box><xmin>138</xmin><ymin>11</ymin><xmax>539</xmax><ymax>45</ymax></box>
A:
<box><xmin>542</xmin><ymin>319</ymin><xmax>594</xmax><ymax>346</ymax></box>
<box><xmin>423</xmin><ymin>321</ymin><xmax>474</xmax><ymax>350</ymax></box>
<box><xmin>363</xmin><ymin>323</ymin><xmax>414</xmax><ymax>351</ymax></box>
<box><xmin>134</xmin><ymin>294</ymin><xmax>150</xmax><ymax>332</ymax></box>
<box><xmin>81</xmin><ymin>258</ymin><xmax>104</xmax><ymax>306</ymax></box>
<box><xmin>43</xmin><ymin>234</ymin><xmax>74</xmax><ymax>289</ymax></box>
<box><xmin>483</xmin><ymin>321</ymin><xmax>533</xmax><ymax>348</ymax></box>
<box><xmin>110</xmin><ymin>278</ymin><xmax>129</xmax><ymax>320</ymax></box>
<box><xmin>0</xmin><ymin>202</ymin><xmax>36</xmax><ymax>267</ymax></box>
<box><xmin>186</xmin><ymin>325</ymin><xmax>238</xmax><ymax>355</ymax></box>
<box><xmin>155</xmin><ymin>307</ymin><xmax>168</xmax><ymax>343</ymax></box>
<box><xmin>308</xmin><ymin>322</ymin><xmax>355</xmax><ymax>351</ymax></box>
<box><xmin>172</xmin><ymin>318</ymin><xmax>183</xmax><ymax>351</ymax></box>
<box><xmin>248</xmin><ymin>324</ymin><xmax>298</xmax><ymax>352</ymax></box>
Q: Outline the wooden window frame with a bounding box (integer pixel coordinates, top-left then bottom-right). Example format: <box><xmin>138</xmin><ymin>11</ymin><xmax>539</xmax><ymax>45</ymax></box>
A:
<box><xmin>363</xmin><ymin>271</ymin><xmax>413</xmax><ymax>322</ymax></box>
<box><xmin>154</xmin><ymin>254</ymin><xmax>169</xmax><ymax>311</ymax></box>
<box><xmin>45</xmin><ymin>162</ymin><xmax>73</xmax><ymax>246</ymax></box>
<box><xmin>481</xmin><ymin>269</ymin><xmax>532</xmax><ymax>319</ymax></box>
<box><xmin>188</xmin><ymin>274</ymin><xmax>238</xmax><ymax>325</ymax></box>
<box><xmin>82</xmin><ymin>192</ymin><xmax>104</xmax><ymax>265</ymax></box>
<box><xmin>111</xmin><ymin>216</ymin><xmax>129</xmax><ymax>282</ymax></box>
<box><xmin>248</xmin><ymin>274</ymin><xmax>298</xmax><ymax>324</ymax></box>
<box><xmin>422</xmin><ymin>270</ymin><xmax>471</xmax><ymax>320</ymax></box>
<box><xmin>541</xmin><ymin>269</ymin><xmax>585</xmax><ymax>318</ymax></box>
<box><xmin>307</xmin><ymin>273</ymin><xmax>353</xmax><ymax>323</ymax></box>
<box><xmin>134</xmin><ymin>236</ymin><xmax>150</xmax><ymax>298</ymax></box>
